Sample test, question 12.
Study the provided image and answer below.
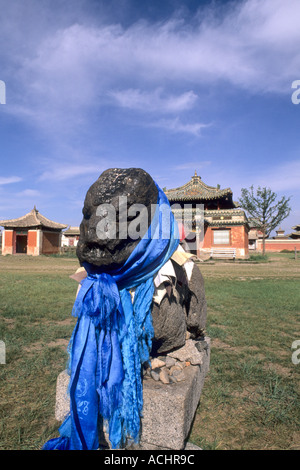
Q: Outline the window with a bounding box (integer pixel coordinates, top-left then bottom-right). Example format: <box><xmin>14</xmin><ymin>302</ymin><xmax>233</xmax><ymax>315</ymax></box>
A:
<box><xmin>213</xmin><ymin>229</ymin><xmax>230</xmax><ymax>245</ymax></box>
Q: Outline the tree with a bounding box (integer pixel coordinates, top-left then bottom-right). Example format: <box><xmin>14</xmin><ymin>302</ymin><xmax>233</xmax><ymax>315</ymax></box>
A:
<box><xmin>238</xmin><ymin>186</ymin><xmax>292</xmax><ymax>255</ymax></box>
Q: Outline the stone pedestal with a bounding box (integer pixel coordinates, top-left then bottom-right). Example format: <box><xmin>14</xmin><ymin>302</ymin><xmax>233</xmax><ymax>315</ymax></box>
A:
<box><xmin>55</xmin><ymin>337</ymin><xmax>210</xmax><ymax>450</ymax></box>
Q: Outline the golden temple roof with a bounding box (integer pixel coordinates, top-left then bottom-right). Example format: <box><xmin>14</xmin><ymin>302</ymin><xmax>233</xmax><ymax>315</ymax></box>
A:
<box><xmin>164</xmin><ymin>171</ymin><xmax>233</xmax><ymax>202</ymax></box>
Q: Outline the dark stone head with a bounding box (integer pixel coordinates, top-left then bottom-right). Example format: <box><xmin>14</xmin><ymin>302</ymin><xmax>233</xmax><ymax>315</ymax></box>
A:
<box><xmin>76</xmin><ymin>168</ymin><xmax>158</xmax><ymax>270</ymax></box>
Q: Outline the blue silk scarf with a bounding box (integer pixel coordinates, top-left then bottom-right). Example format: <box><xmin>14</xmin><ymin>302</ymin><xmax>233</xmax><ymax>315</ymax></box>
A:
<box><xmin>43</xmin><ymin>184</ymin><xmax>179</xmax><ymax>450</ymax></box>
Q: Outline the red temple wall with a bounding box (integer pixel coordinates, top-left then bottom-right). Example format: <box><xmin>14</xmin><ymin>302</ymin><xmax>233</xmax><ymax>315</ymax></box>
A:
<box><xmin>27</xmin><ymin>230</ymin><xmax>38</xmax><ymax>256</ymax></box>
<box><xmin>2</xmin><ymin>230</ymin><xmax>14</xmax><ymax>255</ymax></box>
<box><xmin>202</xmin><ymin>225</ymin><xmax>249</xmax><ymax>257</ymax></box>
<box><xmin>256</xmin><ymin>240</ymin><xmax>300</xmax><ymax>252</ymax></box>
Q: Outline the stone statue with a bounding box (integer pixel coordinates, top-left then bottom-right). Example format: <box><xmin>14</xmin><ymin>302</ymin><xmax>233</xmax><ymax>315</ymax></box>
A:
<box><xmin>48</xmin><ymin>167</ymin><xmax>209</xmax><ymax>451</ymax></box>
<box><xmin>76</xmin><ymin>168</ymin><xmax>158</xmax><ymax>270</ymax></box>
<box><xmin>76</xmin><ymin>167</ymin><xmax>207</xmax><ymax>356</ymax></box>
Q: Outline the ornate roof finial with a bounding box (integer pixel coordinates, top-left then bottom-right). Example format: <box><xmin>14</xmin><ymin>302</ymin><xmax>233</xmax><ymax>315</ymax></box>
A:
<box><xmin>194</xmin><ymin>170</ymin><xmax>197</xmax><ymax>177</ymax></box>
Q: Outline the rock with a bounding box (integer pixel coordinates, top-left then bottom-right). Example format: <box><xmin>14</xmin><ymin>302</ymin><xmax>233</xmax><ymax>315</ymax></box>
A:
<box><xmin>172</xmin><ymin>368</ymin><xmax>184</xmax><ymax>377</ymax></box>
<box><xmin>165</xmin><ymin>356</ymin><xmax>176</xmax><ymax>368</ymax></box>
<box><xmin>168</xmin><ymin>339</ymin><xmax>204</xmax><ymax>365</ymax></box>
<box><xmin>151</xmin><ymin>296</ymin><xmax>186</xmax><ymax>355</ymax></box>
<box><xmin>185</xmin><ymin>442</ymin><xmax>202</xmax><ymax>450</ymax></box>
<box><xmin>151</xmin><ymin>358</ymin><xmax>166</xmax><ymax>369</ymax></box>
<box><xmin>184</xmin><ymin>263</ymin><xmax>207</xmax><ymax>338</ymax></box>
<box><xmin>172</xmin><ymin>370</ymin><xmax>185</xmax><ymax>382</ymax></box>
<box><xmin>170</xmin><ymin>365</ymin><xmax>182</xmax><ymax>375</ymax></box>
<box><xmin>157</xmin><ymin>356</ymin><xmax>167</xmax><ymax>363</ymax></box>
<box><xmin>159</xmin><ymin>368</ymin><xmax>170</xmax><ymax>384</ymax></box>
<box><xmin>151</xmin><ymin>257</ymin><xmax>207</xmax><ymax>355</ymax></box>
<box><xmin>76</xmin><ymin>168</ymin><xmax>158</xmax><ymax>270</ymax></box>
<box><xmin>150</xmin><ymin>369</ymin><xmax>160</xmax><ymax>381</ymax></box>
<box><xmin>195</xmin><ymin>339</ymin><xmax>208</xmax><ymax>352</ymax></box>
<box><xmin>176</xmin><ymin>361</ymin><xmax>185</xmax><ymax>370</ymax></box>
<box><xmin>169</xmin><ymin>375</ymin><xmax>177</xmax><ymax>383</ymax></box>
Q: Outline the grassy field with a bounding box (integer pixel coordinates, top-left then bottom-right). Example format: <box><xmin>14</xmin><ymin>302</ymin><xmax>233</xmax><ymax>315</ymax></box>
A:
<box><xmin>0</xmin><ymin>253</ymin><xmax>299</xmax><ymax>450</ymax></box>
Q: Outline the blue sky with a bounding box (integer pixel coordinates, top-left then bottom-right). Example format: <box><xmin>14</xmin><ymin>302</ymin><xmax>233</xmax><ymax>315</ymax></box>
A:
<box><xmin>0</xmin><ymin>0</ymin><xmax>300</xmax><ymax>234</ymax></box>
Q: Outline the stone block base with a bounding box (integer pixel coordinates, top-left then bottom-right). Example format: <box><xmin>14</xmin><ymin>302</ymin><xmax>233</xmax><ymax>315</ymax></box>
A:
<box><xmin>55</xmin><ymin>337</ymin><xmax>210</xmax><ymax>450</ymax></box>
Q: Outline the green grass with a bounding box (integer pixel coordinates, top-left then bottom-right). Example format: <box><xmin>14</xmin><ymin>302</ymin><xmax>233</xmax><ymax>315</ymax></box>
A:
<box><xmin>0</xmin><ymin>253</ymin><xmax>300</xmax><ymax>450</ymax></box>
<box><xmin>189</xmin><ymin>270</ymin><xmax>300</xmax><ymax>450</ymax></box>
<box><xmin>0</xmin><ymin>256</ymin><xmax>78</xmax><ymax>450</ymax></box>
<box><xmin>247</xmin><ymin>253</ymin><xmax>269</xmax><ymax>262</ymax></box>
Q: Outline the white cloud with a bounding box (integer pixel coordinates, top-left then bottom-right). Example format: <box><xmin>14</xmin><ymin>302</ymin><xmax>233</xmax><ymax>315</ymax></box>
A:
<box><xmin>2</xmin><ymin>0</ymin><xmax>300</xmax><ymax>140</ymax></box>
<box><xmin>109</xmin><ymin>88</ymin><xmax>198</xmax><ymax>113</ymax></box>
<box><xmin>7</xmin><ymin>1</ymin><xmax>300</xmax><ymax>116</ymax></box>
<box><xmin>0</xmin><ymin>176</ymin><xmax>22</xmax><ymax>185</ymax></box>
<box><xmin>16</xmin><ymin>189</ymin><xmax>41</xmax><ymax>197</ymax></box>
<box><xmin>149</xmin><ymin>117</ymin><xmax>210</xmax><ymax>136</ymax></box>
<box><xmin>38</xmin><ymin>164</ymin><xmax>104</xmax><ymax>181</ymax></box>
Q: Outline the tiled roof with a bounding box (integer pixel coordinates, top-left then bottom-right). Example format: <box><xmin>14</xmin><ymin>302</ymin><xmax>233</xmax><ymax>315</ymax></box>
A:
<box><xmin>63</xmin><ymin>226</ymin><xmax>80</xmax><ymax>235</ymax></box>
<box><xmin>207</xmin><ymin>219</ymin><xmax>247</xmax><ymax>226</ymax></box>
<box><xmin>164</xmin><ymin>171</ymin><xmax>233</xmax><ymax>202</ymax></box>
<box><xmin>287</xmin><ymin>232</ymin><xmax>300</xmax><ymax>239</ymax></box>
<box><xmin>286</xmin><ymin>224</ymin><xmax>300</xmax><ymax>239</ymax></box>
<box><xmin>0</xmin><ymin>207</ymin><xmax>67</xmax><ymax>230</ymax></box>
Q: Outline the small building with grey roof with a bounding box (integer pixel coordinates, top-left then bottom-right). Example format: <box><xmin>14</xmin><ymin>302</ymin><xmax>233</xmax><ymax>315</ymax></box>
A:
<box><xmin>0</xmin><ymin>206</ymin><xmax>67</xmax><ymax>255</ymax></box>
